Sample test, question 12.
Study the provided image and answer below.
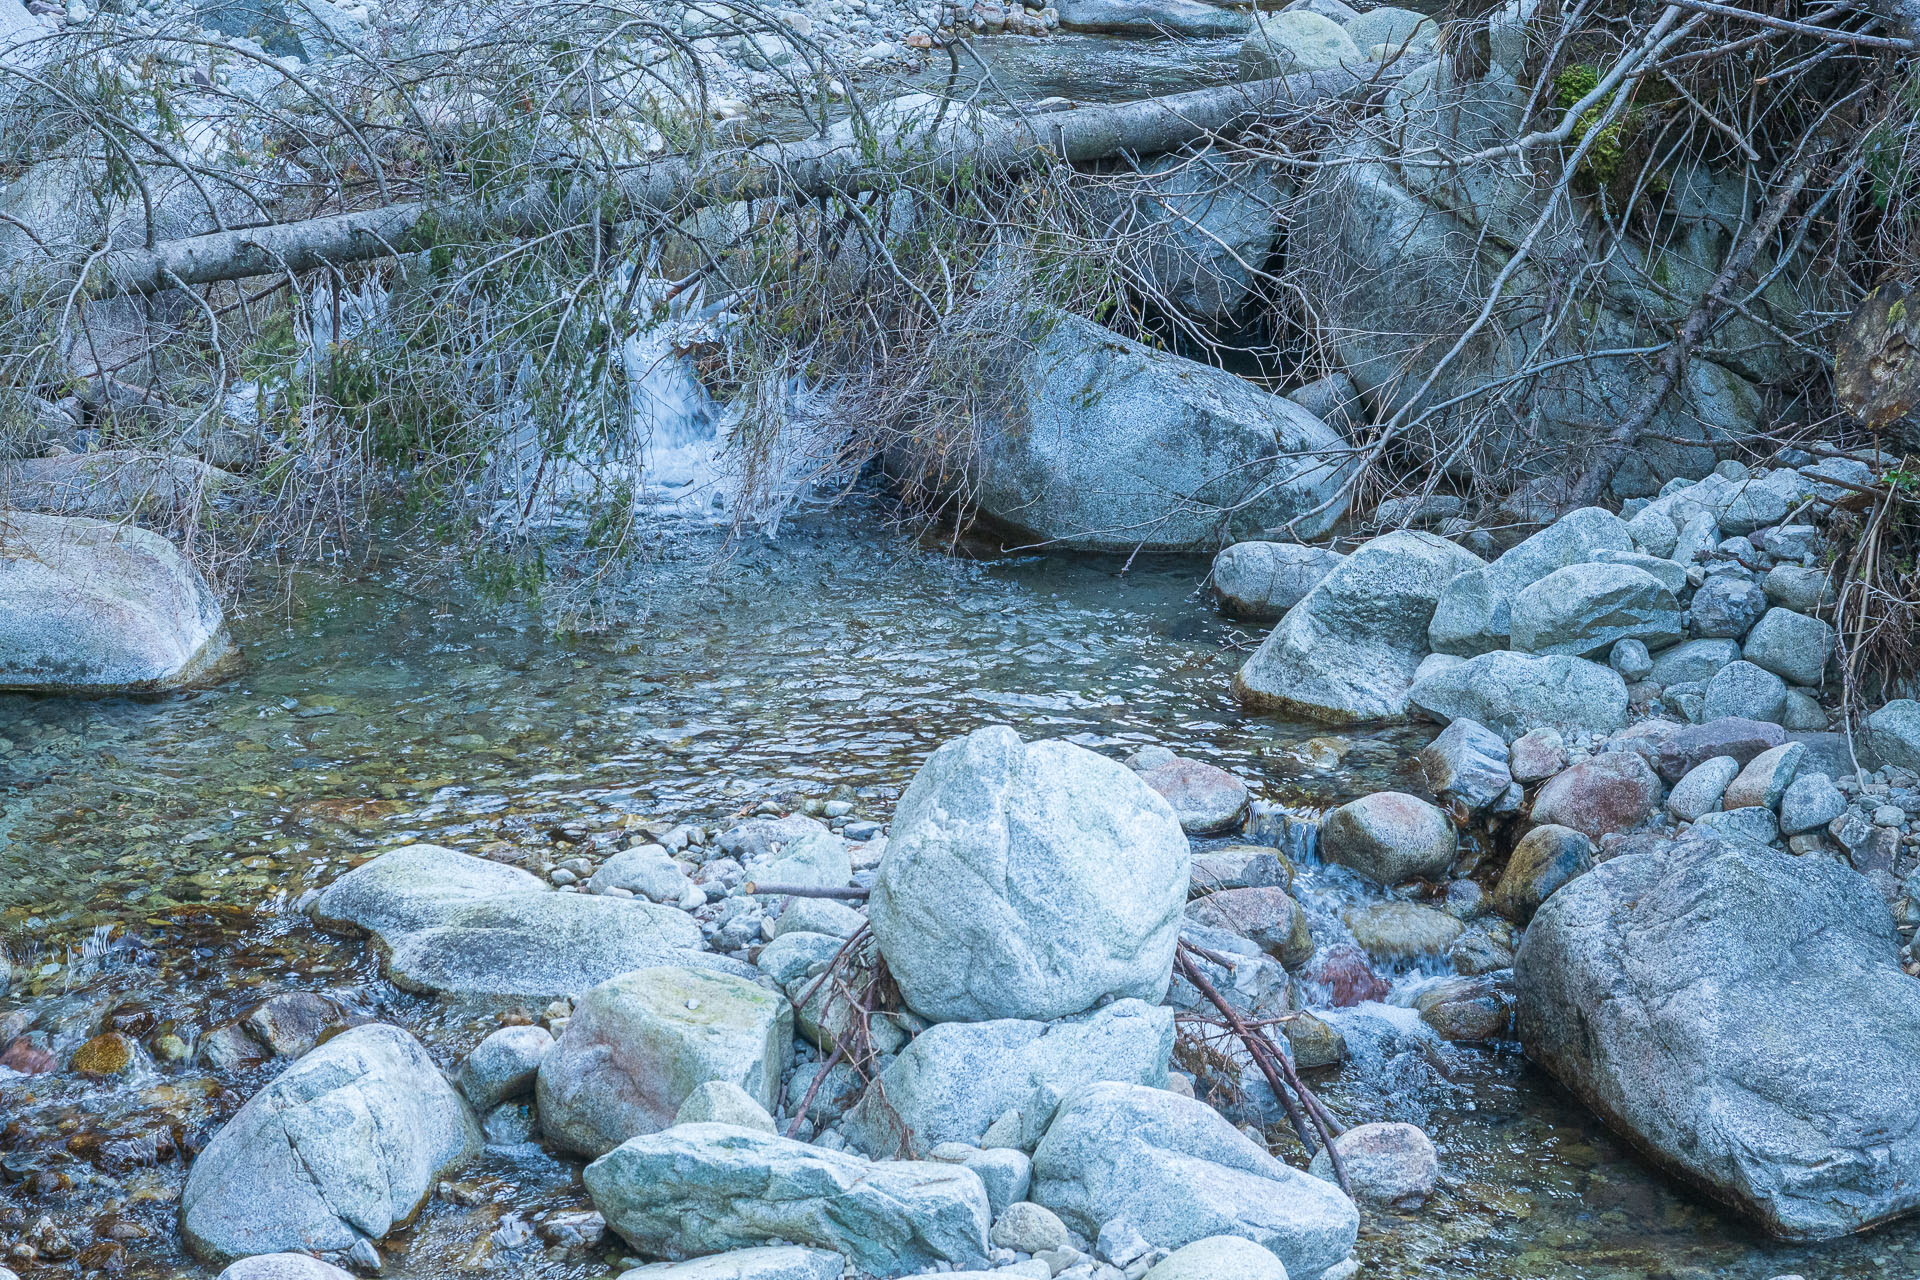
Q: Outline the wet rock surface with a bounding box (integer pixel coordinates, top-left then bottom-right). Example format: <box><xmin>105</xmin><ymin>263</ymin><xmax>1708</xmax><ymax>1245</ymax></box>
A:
<box><xmin>1516</xmin><ymin>834</ymin><xmax>1920</xmax><ymax>1239</ymax></box>
<box><xmin>1031</xmin><ymin>1082</ymin><xmax>1359</xmax><ymax>1278</ymax></box>
<box><xmin>584</xmin><ymin>1123</ymin><xmax>992</xmax><ymax>1275</ymax></box>
<box><xmin>179</xmin><ymin>1023</ymin><xmax>481</xmax><ymax>1261</ymax></box>
<box><xmin>1235</xmin><ymin>531</ymin><xmax>1485</xmax><ymax>723</ymax></box>
<box><xmin>309</xmin><ymin>843</ymin><xmax>708</xmax><ymax>999</ymax></box>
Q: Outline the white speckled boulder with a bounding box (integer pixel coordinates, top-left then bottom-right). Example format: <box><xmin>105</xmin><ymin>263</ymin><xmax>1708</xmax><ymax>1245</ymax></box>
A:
<box><xmin>584</xmin><ymin>1123</ymin><xmax>991</xmax><ymax>1277</ymax></box>
<box><xmin>868</xmin><ymin>727</ymin><xmax>1189</xmax><ymax>1023</ymax></box>
<box><xmin>0</xmin><ymin>511</ymin><xmax>235</xmax><ymax>692</ymax></box>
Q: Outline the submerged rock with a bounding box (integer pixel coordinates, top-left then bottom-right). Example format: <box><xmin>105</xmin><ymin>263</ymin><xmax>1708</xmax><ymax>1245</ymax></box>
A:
<box><xmin>1341</xmin><ymin>901</ymin><xmax>1463</xmax><ymax>960</ymax></box>
<box><xmin>1515</xmin><ymin>834</ymin><xmax>1920</xmax><ymax>1239</ymax></box>
<box><xmin>537</xmin><ymin>964</ymin><xmax>792</xmax><ymax>1157</ymax></box>
<box><xmin>584</xmin><ymin>1123</ymin><xmax>992</xmax><ymax>1276</ymax></box>
<box><xmin>180</xmin><ymin>1024</ymin><xmax>480</xmax><ymax>1261</ymax></box>
<box><xmin>965</xmin><ymin>310</ymin><xmax>1352</xmax><ymax>551</ymax></box>
<box><xmin>1235</xmin><ymin>530</ymin><xmax>1485</xmax><ymax>723</ymax></box>
<box><xmin>0</xmin><ymin>511</ymin><xmax>236</xmax><ymax>692</ymax></box>
<box><xmin>1032</xmin><ymin>1082</ymin><xmax>1357</xmax><ymax>1277</ymax></box>
<box><xmin>1306</xmin><ymin>1121</ymin><xmax>1439</xmax><ymax>1208</ymax></box>
<box><xmin>869</xmin><ymin>726</ymin><xmax>1189</xmax><ymax>1023</ymax></box>
<box><xmin>310</xmin><ymin>844</ymin><xmax>707</xmax><ymax>1001</ymax></box>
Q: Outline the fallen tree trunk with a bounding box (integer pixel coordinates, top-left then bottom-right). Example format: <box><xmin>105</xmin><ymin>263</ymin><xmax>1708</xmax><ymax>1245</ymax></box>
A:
<box><xmin>60</xmin><ymin>62</ymin><xmax>1406</xmax><ymax>300</ymax></box>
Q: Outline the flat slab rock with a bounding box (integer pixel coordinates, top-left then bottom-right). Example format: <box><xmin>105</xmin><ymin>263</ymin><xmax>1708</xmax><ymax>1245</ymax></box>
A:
<box><xmin>310</xmin><ymin>844</ymin><xmax>711</xmax><ymax>1001</ymax></box>
<box><xmin>1515</xmin><ymin>833</ymin><xmax>1920</xmax><ymax>1239</ymax></box>
<box><xmin>618</xmin><ymin>1247</ymin><xmax>844</xmax><ymax>1279</ymax></box>
<box><xmin>583</xmin><ymin>1123</ymin><xmax>991</xmax><ymax>1277</ymax></box>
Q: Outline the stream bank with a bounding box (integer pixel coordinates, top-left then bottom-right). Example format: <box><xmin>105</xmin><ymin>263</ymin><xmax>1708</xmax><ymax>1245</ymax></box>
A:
<box><xmin>3</xmin><ymin>501</ymin><xmax>1916</xmax><ymax>1280</ymax></box>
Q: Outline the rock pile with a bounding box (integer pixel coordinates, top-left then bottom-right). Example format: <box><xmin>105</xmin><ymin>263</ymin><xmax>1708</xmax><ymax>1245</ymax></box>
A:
<box><xmin>177</xmin><ymin>725</ymin><xmax>1360</xmax><ymax>1280</ymax></box>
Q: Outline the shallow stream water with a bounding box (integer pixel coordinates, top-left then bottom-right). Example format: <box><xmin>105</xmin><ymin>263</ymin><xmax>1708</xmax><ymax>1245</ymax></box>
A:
<box><xmin>3</xmin><ymin>502</ymin><xmax>1916</xmax><ymax>1280</ymax></box>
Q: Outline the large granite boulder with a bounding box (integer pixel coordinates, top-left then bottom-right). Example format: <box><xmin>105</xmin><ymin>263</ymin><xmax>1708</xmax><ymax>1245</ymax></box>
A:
<box><xmin>1515</xmin><ymin>834</ymin><xmax>1920</xmax><ymax>1239</ymax></box>
<box><xmin>310</xmin><ymin>844</ymin><xmax>707</xmax><ymax>1001</ymax></box>
<box><xmin>964</xmin><ymin>310</ymin><xmax>1352</xmax><ymax>551</ymax></box>
<box><xmin>1234</xmin><ymin>530</ymin><xmax>1485</xmax><ymax>722</ymax></box>
<box><xmin>180</xmin><ymin>1025</ymin><xmax>480</xmax><ymax>1261</ymax></box>
<box><xmin>1107</xmin><ymin>147</ymin><xmax>1289</xmax><ymax>320</ymax></box>
<box><xmin>0</xmin><ymin>511</ymin><xmax>236</xmax><ymax>692</ymax></box>
<box><xmin>584</xmin><ymin>1124</ymin><xmax>992</xmax><ymax>1276</ymax></box>
<box><xmin>0</xmin><ymin>450</ymin><xmax>238</xmax><ymax>518</ymax></box>
<box><xmin>537</xmin><ymin>965</ymin><xmax>792</xmax><ymax>1157</ymax></box>
<box><xmin>1031</xmin><ymin>1082</ymin><xmax>1358</xmax><ymax>1278</ymax></box>
<box><xmin>1408</xmin><ymin>651</ymin><xmax>1628</xmax><ymax>740</ymax></box>
<box><xmin>842</xmin><ymin>999</ymin><xmax>1173</xmax><ymax>1157</ymax></box>
<box><xmin>1239</xmin><ymin>10</ymin><xmax>1361</xmax><ymax>77</ymax></box>
<box><xmin>1295</xmin><ymin>22</ymin><xmax>1810</xmax><ymax>496</ymax></box>
<box><xmin>868</xmin><ymin>727</ymin><xmax>1190</xmax><ymax>1023</ymax></box>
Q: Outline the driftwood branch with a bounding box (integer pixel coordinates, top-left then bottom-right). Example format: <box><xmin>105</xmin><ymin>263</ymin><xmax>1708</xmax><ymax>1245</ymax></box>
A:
<box><xmin>46</xmin><ymin>64</ymin><xmax>1406</xmax><ymax>300</ymax></box>
<box><xmin>1175</xmin><ymin>943</ymin><xmax>1351</xmax><ymax>1194</ymax></box>
<box><xmin>745</xmin><ymin>881</ymin><xmax>871</xmax><ymax>898</ymax></box>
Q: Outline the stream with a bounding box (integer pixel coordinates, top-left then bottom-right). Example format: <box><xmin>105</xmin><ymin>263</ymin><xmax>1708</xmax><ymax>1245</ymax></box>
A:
<box><xmin>3</xmin><ymin>499</ymin><xmax>1917</xmax><ymax>1280</ymax></box>
<box><xmin>1</xmin><ymin>27</ymin><xmax>1914</xmax><ymax>1280</ymax></box>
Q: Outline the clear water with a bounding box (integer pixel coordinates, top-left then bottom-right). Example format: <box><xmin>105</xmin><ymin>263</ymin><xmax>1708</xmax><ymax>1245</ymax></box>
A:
<box><xmin>2</xmin><ymin>502</ymin><xmax>1914</xmax><ymax>1279</ymax></box>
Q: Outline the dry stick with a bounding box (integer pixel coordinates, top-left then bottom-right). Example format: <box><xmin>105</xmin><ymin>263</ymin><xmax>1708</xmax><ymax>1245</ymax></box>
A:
<box><xmin>744</xmin><ymin>881</ymin><xmax>871</xmax><ymax>898</ymax></box>
<box><xmin>1665</xmin><ymin>0</ymin><xmax>1916</xmax><ymax>48</ymax></box>
<box><xmin>1174</xmin><ymin>946</ymin><xmax>1350</xmax><ymax>1194</ymax></box>
<box><xmin>786</xmin><ymin>1033</ymin><xmax>850</xmax><ymax>1139</ymax></box>
<box><xmin>1560</xmin><ymin>152</ymin><xmax>1819</xmax><ymax>511</ymax></box>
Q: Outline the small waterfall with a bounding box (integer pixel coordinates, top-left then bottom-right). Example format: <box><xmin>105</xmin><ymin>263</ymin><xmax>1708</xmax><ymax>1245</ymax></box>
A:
<box><xmin>622</xmin><ymin>280</ymin><xmax>728</xmax><ymax>517</ymax></box>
